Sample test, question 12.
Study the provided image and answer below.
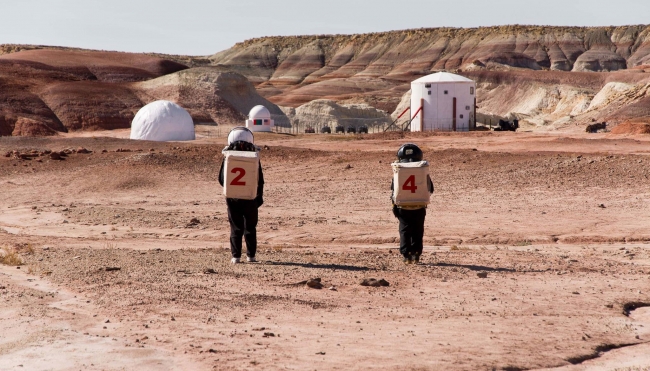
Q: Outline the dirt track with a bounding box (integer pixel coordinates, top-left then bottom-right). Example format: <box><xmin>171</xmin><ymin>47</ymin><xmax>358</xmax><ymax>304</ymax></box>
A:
<box><xmin>1</xmin><ymin>130</ymin><xmax>649</xmax><ymax>370</ymax></box>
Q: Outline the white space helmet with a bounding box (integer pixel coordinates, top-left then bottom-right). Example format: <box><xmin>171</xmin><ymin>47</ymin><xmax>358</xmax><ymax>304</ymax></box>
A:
<box><xmin>227</xmin><ymin>126</ymin><xmax>254</xmax><ymax>145</ymax></box>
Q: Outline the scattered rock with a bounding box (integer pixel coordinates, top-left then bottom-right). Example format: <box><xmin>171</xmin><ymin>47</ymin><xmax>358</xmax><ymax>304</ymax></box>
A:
<box><xmin>76</xmin><ymin>147</ymin><xmax>91</xmax><ymax>154</ymax></box>
<box><xmin>49</xmin><ymin>152</ymin><xmax>62</xmax><ymax>160</ymax></box>
<box><xmin>263</xmin><ymin>332</ymin><xmax>275</xmax><ymax>337</ymax></box>
<box><xmin>203</xmin><ymin>268</ymin><xmax>216</xmax><ymax>274</ymax></box>
<box><xmin>477</xmin><ymin>272</ymin><xmax>488</xmax><ymax>278</ymax></box>
<box><xmin>328</xmin><ymin>286</ymin><xmax>337</xmax><ymax>291</ymax></box>
<box><xmin>598</xmin><ymin>204</ymin><xmax>606</xmax><ymax>208</ymax></box>
<box><xmin>344</xmin><ymin>164</ymin><xmax>353</xmax><ymax>170</ymax></box>
<box><xmin>105</xmin><ymin>267</ymin><xmax>121</xmax><ymax>271</ymax></box>
<box><xmin>360</xmin><ymin>278</ymin><xmax>390</xmax><ymax>287</ymax></box>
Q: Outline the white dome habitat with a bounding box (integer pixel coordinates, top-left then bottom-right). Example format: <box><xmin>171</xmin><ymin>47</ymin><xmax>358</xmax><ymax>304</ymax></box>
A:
<box><xmin>130</xmin><ymin>100</ymin><xmax>195</xmax><ymax>141</ymax></box>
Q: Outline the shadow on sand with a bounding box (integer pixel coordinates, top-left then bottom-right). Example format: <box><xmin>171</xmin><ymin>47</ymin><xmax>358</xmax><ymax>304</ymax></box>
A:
<box><xmin>262</xmin><ymin>261</ymin><xmax>371</xmax><ymax>272</ymax></box>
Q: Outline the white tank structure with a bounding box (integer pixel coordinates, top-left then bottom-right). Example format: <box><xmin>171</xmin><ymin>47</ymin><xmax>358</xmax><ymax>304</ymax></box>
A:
<box><xmin>410</xmin><ymin>72</ymin><xmax>476</xmax><ymax>132</ymax></box>
<box><xmin>130</xmin><ymin>100</ymin><xmax>195</xmax><ymax>141</ymax></box>
<box><xmin>245</xmin><ymin>105</ymin><xmax>274</xmax><ymax>132</ymax></box>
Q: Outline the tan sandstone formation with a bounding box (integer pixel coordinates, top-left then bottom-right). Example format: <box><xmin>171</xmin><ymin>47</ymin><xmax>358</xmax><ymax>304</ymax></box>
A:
<box><xmin>212</xmin><ymin>25</ymin><xmax>650</xmax><ymax>129</ymax></box>
<box><xmin>282</xmin><ymin>99</ymin><xmax>391</xmax><ymax>131</ymax></box>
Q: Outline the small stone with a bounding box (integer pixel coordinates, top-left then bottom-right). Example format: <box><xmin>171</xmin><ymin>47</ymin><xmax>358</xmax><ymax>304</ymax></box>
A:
<box><xmin>105</xmin><ymin>267</ymin><xmax>121</xmax><ymax>272</ymax></box>
<box><xmin>360</xmin><ymin>278</ymin><xmax>390</xmax><ymax>287</ymax></box>
<box><xmin>306</xmin><ymin>278</ymin><xmax>323</xmax><ymax>289</ymax></box>
<box><xmin>344</xmin><ymin>164</ymin><xmax>352</xmax><ymax>170</ymax></box>
<box><xmin>203</xmin><ymin>268</ymin><xmax>216</xmax><ymax>274</ymax></box>
<box><xmin>477</xmin><ymin>272</ymin><xmax>488</xmax><ymax>278</ymax></box>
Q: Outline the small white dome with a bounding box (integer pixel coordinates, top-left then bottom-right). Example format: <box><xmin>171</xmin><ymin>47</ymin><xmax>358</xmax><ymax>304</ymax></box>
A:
<box><xmin>130</xmin><ymin>100</ymin><xmax>194</xmax><ymax>141</ymax></box>
<box><xmin>249</xmin><ymin>105</ymin><xmax>271</xmax><ymax>120</ymax></box>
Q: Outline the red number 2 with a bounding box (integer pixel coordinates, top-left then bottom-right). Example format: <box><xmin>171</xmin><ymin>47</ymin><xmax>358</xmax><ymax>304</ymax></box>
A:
<box><xmin>230</xmin><ymin>168</ymin><xmax>246</xmax><ymax>186</ymax></box>
<box><xmin>402</xmin><ymin>175</ymin><xmax>417</xmax><ymax>193</ymax></box>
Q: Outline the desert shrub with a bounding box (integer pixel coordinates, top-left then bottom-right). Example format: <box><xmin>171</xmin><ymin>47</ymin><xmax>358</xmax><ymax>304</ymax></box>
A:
<box><xmin>0</xmin><ymin>247</ymin><xmax>24</xmax><ymax>266</ymax></box>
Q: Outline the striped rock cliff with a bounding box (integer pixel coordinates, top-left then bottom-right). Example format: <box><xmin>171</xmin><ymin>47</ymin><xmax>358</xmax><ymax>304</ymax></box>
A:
<box><xmin>211</xmin><ymin>25</ymin><xmax>650</xmax><ymax>128</ymax></box>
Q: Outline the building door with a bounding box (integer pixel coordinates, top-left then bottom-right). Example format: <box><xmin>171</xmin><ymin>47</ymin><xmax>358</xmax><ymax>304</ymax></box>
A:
<box><xmin>452</xmin><ymin>97</ymin><xmax>457</xmax><ymax>132</ymax></box>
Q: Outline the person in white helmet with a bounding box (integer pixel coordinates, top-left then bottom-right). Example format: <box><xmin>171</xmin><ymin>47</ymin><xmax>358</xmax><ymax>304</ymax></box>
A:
<box><xmin>218</xmin><ymin>127</ymin><xmax>265</xmax><ymax>264</ymax></box>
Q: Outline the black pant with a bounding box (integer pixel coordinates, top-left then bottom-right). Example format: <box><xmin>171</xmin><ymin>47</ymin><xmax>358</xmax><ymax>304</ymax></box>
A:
<box><xmin>226</xmin><ymin>198</ymin><xmax>259</xmax><ymax>258</ymax></box>
<box><xmin>394</xmin><ymin>207</ymin><xmax>426</xmax><ymax>257</ymax></box>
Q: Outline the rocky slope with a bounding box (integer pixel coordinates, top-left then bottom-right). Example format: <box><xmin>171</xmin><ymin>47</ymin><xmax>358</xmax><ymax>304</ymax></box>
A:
<box><xmin>3</xmin><ymin>25</ymin><xmax>650</xmax><ymax>137</ymax></box>
<box><xmin>211</xmin><ymin>25</ymin><xmax>650</xmax><ymax>128</ymax></box>
<box><xmin>280</xmin><ymin>99</ymin><xmax>391</xmax><ymax>131</ymax></box>
<box><xmin>0</xmin><ymin>48</ymin><xmax>287</xmax><ymax>136</ymax></box>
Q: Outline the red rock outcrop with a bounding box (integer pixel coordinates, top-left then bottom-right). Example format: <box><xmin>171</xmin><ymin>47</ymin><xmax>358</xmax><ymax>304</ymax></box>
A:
<box><xmin>0</xmin><ymin>48</ymin><xmax>287</xmax><ymax>136</ymax></box>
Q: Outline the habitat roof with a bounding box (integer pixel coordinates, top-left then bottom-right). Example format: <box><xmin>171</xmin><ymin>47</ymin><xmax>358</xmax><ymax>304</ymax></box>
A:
<box><xmin>412</xmin><ymin>72</ymin><xmax>474</xmax><ymax>84</ymax></box>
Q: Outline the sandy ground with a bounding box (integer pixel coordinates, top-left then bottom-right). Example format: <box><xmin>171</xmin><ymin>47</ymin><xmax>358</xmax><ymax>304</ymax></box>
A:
<box><xmin>1</xmin><ymin>129</ymin><xmax>649</xmax><ymax>370</ymax></box>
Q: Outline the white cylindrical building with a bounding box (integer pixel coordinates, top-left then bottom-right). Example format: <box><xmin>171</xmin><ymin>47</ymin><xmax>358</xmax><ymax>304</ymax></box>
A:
<box><xmin>410</xmin><ymin>72</ymin><xmax>476</xmax><ymax>132</ymax></box>
<box><xmin>245</xmin><ymin>105</ymin><xmax>274</xmax><ymax>132</ymax></box>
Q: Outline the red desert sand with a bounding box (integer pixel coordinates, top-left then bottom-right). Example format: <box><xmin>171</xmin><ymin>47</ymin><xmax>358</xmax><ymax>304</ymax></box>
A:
<box><xmin>1</xmin><ymin>129</ymin><xmax>649</xmax><ymax>370</ymax></box>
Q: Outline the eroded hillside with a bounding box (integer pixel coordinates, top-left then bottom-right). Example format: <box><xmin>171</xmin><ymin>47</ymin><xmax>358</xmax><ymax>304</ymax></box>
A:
<box><xmin>210</xmin><ymin>25</ymin><xmax>650</xmax><ymax>127</ymax></box>
<box><xmin>0</xmin><ymin>48</ymin><xmax>287</xmax><ymax>136</ymax></box>
<box><xmin>2</xmin><ymin>25</ymin><xmax>650</xmax><ymax>136</ymax></box>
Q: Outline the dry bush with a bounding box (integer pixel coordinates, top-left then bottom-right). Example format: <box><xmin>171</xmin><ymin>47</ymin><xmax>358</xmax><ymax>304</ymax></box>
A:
<box><xmin>0</xmin><ymin>247</ymin><xmax>24</xmax><ymax>266</ymax></box>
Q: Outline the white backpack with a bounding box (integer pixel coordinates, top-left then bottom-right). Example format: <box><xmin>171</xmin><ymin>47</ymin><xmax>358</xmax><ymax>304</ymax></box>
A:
<box><xmin>392</xmin><ymin>161</ymin><xmax>431</xmax><ymax>207</ymax></box>
<box><xmin>222</xmin><ymin>150</ymin><xmax>259</xmax><ymax>200</ymax></box>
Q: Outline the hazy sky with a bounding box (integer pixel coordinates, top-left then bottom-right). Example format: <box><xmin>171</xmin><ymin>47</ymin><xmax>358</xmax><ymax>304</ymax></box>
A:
<box><xmin>2</xmin><ymin>0</ymin><xmax>649</xmax><ymax>56</ymax></box>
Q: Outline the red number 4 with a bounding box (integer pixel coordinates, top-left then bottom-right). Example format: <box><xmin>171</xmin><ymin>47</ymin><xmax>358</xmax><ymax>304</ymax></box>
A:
<box><xmin>230</xmin><ymin>168</ymin><xmax>246</xmax><ymax>186</ymax></box>
<box><xmin>402</xmin><ymin>175</ymin><xmax>417</xmax><ymax>193</ymax></box>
